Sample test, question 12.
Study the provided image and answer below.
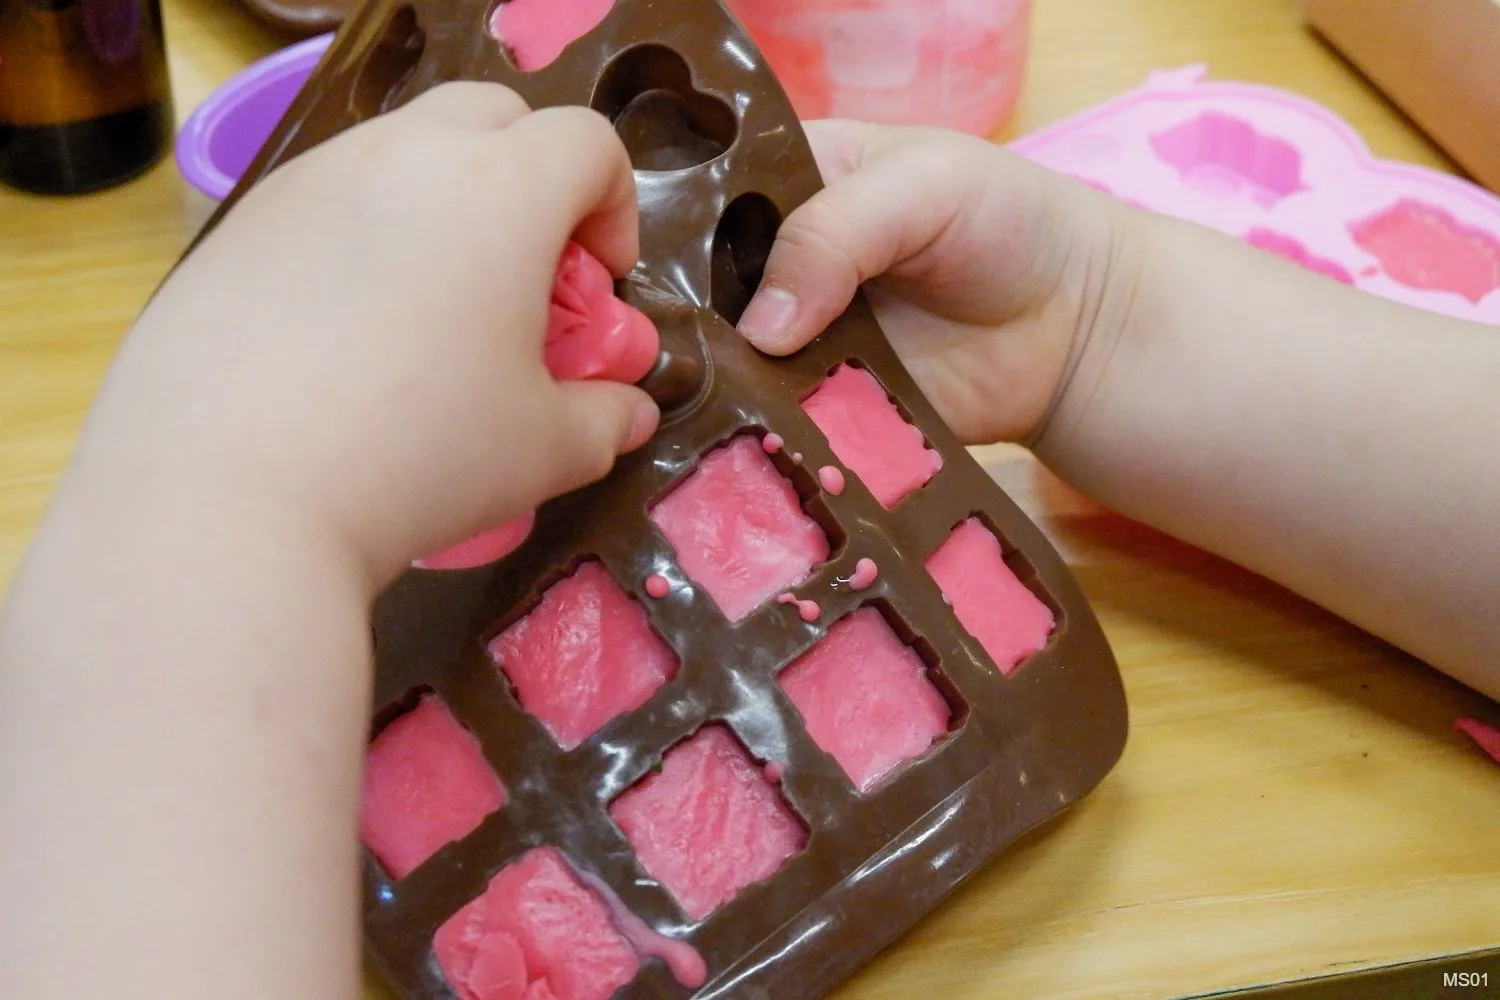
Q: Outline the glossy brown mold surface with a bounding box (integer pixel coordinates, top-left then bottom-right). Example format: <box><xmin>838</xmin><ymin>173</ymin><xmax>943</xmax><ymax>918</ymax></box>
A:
<box><xmin>190</xmin><ymin>1</ymin><xmax>1129</xmax><ymax>997</ymax></box>
<box><xmin>238</xmin><ymin>0</ymin><xmax>347</xmax><ymax>36</ymax></box>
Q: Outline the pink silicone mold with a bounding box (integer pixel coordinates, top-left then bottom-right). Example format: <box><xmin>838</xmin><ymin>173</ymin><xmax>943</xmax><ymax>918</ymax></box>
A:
<box><xmin>1010</xmin><ymin>65</ymin><xmax>1500</xmax><ymax>322</ymax></box>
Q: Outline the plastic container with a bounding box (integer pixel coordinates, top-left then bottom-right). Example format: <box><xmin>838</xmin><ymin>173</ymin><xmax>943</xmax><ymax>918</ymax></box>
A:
<box><xmin>175</xmin><ymin>33</ymin><xmax>333</xmax><ymax>200</ymax></box>
<box><xmin>724</xmin><ymin>0</ymin><xmax>1032</xmax><ymax>136</ymax></box>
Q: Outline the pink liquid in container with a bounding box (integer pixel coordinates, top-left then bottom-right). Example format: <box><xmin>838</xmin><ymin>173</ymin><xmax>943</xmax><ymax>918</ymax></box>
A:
<box><xmin>725</xmin><ymin>0</ymin><xmax>1033</xmax><ymax>136</ymax></box>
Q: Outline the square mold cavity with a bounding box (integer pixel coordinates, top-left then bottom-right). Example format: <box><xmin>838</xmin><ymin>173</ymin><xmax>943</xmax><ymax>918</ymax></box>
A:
<box><xmin>488</xmin><ymin>560</ymin><xmax>679</xmax><ymax>751</ymax></box>
<box><xmin>609</xmin><ymin>724</ymin><xmax>807</xmax><ymax>920</ymax></box>
<box><xmin>925</xmin><ymin>517</ymin><xmax>1057</xmax><ymax>676</ymax></box>
<box><xmin>801</xmin><ymin>363</ymin><xmax>943</xmax><ymax>509</ymax></box>
<box><xmin>433</xmin><ymin>846</ymin><xmax>640</xmax><ymax>1000</ymax></box>
<box><xmin>649</xmin><ymin>434</ymin><xmax>833</xmax><ymax>623</ymax></box>
<box><xmin>360</xmin><ymin>692</ymin><xmax>507</xmax><ymax>880</ymax></box>
<box><xmin>778</xmin><ymin>604</ymin><xmax>962</xmax><ymax>793</ymax></box>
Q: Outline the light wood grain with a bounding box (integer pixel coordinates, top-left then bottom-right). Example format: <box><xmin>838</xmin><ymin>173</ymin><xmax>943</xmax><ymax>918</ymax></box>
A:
<box><xmin>1</xmin><ymin>1</ymin><xmax>1496</xmax><ymax>998</ymax></box>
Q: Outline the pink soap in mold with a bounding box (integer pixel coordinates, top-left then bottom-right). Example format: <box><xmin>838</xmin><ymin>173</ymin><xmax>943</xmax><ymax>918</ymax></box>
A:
<box><xmin>1010</xmin><ymin>65</ymin><xmax>1500</xmax><ymax>322</ymax></box>
<box><xmin>360</xmin><ymin>695</ymin><xmax>506</xmax><ymax>880</ymax></box>
<box><xmin>433</xmin><ymin>848</ymin><xmax>638</xmax><ymax>1000</ymax></box>
<box><xmin>802</xmin><ymin>365</ymin><xmax>942</xmax><ymax>509</ymax></box>
<box><xmin>779</xmin><ymin>607</ymin><xmax>952</xmax><ymax>791</ymax></box>
<box><xmin>926</xmin><ymin>519</ymin><xmax>1053</xmax><ymax>675</ymax></box>
<box><xmin>490</xmin><ymin>0</ymin><xmax>615</xmax><ymax>71</ymax></box>
<box><xmin>1350</xmin><ymin>199</ymin><xmax>1500</xmax><ymax>304</ymax></box>
<box><xmin>610</xmin><ymin>725</ymin><xmax>806</xmax><ymax>919</ymax></box>
<box><xmin>650</xmin><ymin>435</ymin><xmax>830</xmax><ymax>622</ymax></box>
<box><xmin>489</xmin><ymin>561</ymin><xmax>677</xmax><ymax>750</ymax></box>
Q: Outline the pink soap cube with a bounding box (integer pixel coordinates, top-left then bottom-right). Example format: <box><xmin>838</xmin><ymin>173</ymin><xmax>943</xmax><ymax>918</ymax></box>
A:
<box><xmin>926</xmin><ymin>519</ymin><xmax>1054</xmax><ymax>675</ymax></box>
<box><xmin>490</xmin><ymin>561</ymin><xmax>678</xmax><ymax>751</ymax></box>
<box><xmin>650</xmin><ymin>436</ymin><xmax>830</xmax><ymax>622</ymax></box>
<box><xmin>779</xmin><ymin>608</ymin><xmax>952</xmax><ymax>791</ymax></box>
<box><xmin>801</xmin><ymin>365</ymin><xmax>943</xmax><ymax>509</ymax></box>
<box><xmin>434</xmin><ymin>847</ymin><xmax>639</xmax><ymax>1000</ymax></box>
<box><xmin>489</xmin><ymin>0</ymin><xmax>615</xmax><ymax>72</ymax></box>
<box><xmin>610</xmin><ymin>725</ymin><xmax>805</xmax><ymax>919</ymax></box>
<box><xmin>360</xmin><ymin>695</ymin><xmax>506</xmax><ymax>880</ymax></box>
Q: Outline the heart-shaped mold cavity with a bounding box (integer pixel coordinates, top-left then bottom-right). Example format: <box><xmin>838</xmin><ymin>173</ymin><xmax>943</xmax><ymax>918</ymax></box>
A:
<box><xmin>1149</xmin><ymin>111</ymin><xmax>1304</xmax><ymax>206</ymax></box>
<box><xmin>350</xmin><ymin>5</ymin><xmax>425</xmax><ymax>120</ymax></box>
<box><xmin>592</xmin><ymin>45</ymin><xmax>738</xmax><ymax>172</ymax></box>
<box><xmin>711</xmin><ymin>192</ymin><xmax>781</xmax><ymax>326</ymax></box>
<box><xmin>488</xmin><ymin>0</ymin><xmax>615</xmax><ymax>71</ymax></box>
<box><xmin>1350</xmin><ymin>199</ymin><xmax>1500</xmax><ymax>304</ymax></box>
<box><xmin>1244</xmin><ymin>228</ymin><xmax>1354</xmax><ymax>285</ymax></box>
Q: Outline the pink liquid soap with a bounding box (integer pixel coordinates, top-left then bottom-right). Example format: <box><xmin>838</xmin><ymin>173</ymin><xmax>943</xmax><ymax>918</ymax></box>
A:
<box><xmin>490</xmin><ymin>561</ymin><xmax>677</xmax><ymax>750</ymax></box>
<box><xmin>651</xmin><ymin>436</ymin><xmax>829</xmax><ymax>622</ymax></box>
<box><xmin>610</xmin><ymin>725</ymin><xmax>806</xmax><ymax>919</ymax></box>
<box><xmin>802</xmin><ymin>365</ymin><xmax>942</xmax><ymax>509</ymax></box>
<box><xmin>926</xmin><ymin>519</ymin><xmax>1054</xmax><ymax>675</ymax></box>
<box><xmin>777</xmin><ymin>592</ymin><xmax>821</xmax><ymax>622</ymax></box>
<box><xmin>845</xmin><ymin>557</ymin><xmax>878</xmax><ymax>591</ymax></box>
<box><xmin>817</xmin><ymin>465</ymin><xmax>845</xmax><ymax>496</ymax></box>
<box><xmin>779</xmin><ymin>607</ymin><xmax>950</xmax><ymax>791</ymax></box>
<box><xmin>360</xmin><ymin>695</ymin><xmax>506</xmax><ymax>880</ymax></box>
<box><xmin>761</xmin><ymin>433</ymin><xmax>784</xmax><ymax>454</ymax></box>
<box><xmin>490</xmin><ymin>0</ymin><xmax>615</xmax><ymax>71</ymax></box>
<box><xmin>725</xmin><ymin>0</ymin><xmax>1032</xmax><ymax>136</ymax></box>
<box><xmin>433</xmin><ymin>848</ymin><xmax>638</xmax><ymax>1000</ymax></box>
<box><xmin>1351</xmin><ymin>199</ymin><xmax>1500</xmax><ymax>304</ymax></box>
<box><xmin>644</xmin><ymin>574</ymin><xmax>671</xmax><ymax>599</ymax></box>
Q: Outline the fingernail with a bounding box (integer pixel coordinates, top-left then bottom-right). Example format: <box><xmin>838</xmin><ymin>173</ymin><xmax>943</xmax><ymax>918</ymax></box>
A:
<box><xmin>737</xmin><ymin>286</ymin><xmax>800</xmax><ymax>348</ymax></box>
<box><xmin>623</xmin><ymin>400</ymin><xmax>660</xmax><ymax>451</ymax></box>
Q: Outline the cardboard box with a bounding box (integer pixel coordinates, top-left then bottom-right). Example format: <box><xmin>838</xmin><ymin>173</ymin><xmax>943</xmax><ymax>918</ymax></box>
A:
<box><xmin>1305</xmin><ymin>0</ymin><xmax>1500</xmax><ymax>191</ymax></box>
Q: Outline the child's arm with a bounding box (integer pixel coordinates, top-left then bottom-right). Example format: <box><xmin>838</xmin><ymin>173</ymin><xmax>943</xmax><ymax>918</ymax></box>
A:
<box><xmin>740</xmin><ymin>120</ymin><xmax>1500</xmax><ymax>700</ymax></box>
<box><xmin>0</xmin><ymin>84</ymin><xmax>656</xmax><ymax>1000</ymax></box>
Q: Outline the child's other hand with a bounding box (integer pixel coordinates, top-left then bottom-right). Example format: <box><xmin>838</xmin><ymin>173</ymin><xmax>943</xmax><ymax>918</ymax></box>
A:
<box><xmin>72</xmin><ymin>83</ymin><xmax>659</xmax><ymax>583</ymax></box>
<box><xmin>737</xmin><ymin>119</ymin><xmax>1134</xmax><ymax>447</ymax></box>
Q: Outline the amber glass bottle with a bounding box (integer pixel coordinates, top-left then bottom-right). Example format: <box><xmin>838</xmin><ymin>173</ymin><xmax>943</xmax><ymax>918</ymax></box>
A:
<box><xmin>0</xmin><ymin>0</ymin><xmax>173</xmax><ymax>195</ymax></box>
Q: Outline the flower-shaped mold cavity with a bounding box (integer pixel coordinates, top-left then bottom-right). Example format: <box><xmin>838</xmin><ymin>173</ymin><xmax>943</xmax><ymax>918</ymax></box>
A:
<box><xmin>1244</xmin><ymin>228</ymin><xmax>1353</xmax><ymax>284</ymax></box>
<box><xmin>1351</xmin><ymin>199</ymin><xmax>1500</xmax><ymax>304</ymax></box>
<box><xmin>488</xmin><ymin>560</ymin><xmax>678</xmax><ymax>751</ymax></box>
<box><xmin>360</xmin><ymin>692</ymin><xmax>506</xmax><ymax>880</ymax></box>
<box><xmin>592</xmin><ymin>45</ymin><xmax>738</xmax><ymax>172</ymax></box>
<box><xmin>433</xmin><ymin>847</ymin><xmax>640</xmax><ymax>1000</ymax></box>
<box><xmin>350</xmin><ymin>5</ymin><xmax>425</xmax><ymax>120</ymax></box>
<box><xmin>489</xmin><ymin>0</ymin><xmax>614</xmax><ymax>72</ymax></box>
<box><xmin>711</xmin><ymin>192</ymin><xmax>781</xmax><ymax>326</ymax></box>
<box><xmin>802</xmin><ymin>364</ymin><xmax>943</xmax><ymax>509</ymax></box>
<box><xmin>610</xmin><ymin>725</ymin><xmax>807</xmax><ymax>920</ymax></box>
<box><xmin>649</xmin><ymin>435</ymin><xmax>833</xmax><ymax>623</ymax></box>
<box><xmin>1149</xmin><ymin>111</ymin><xmax>1304</xmax><ymax>206</ymax></box>
<box><xmin>778</xmin><ymin>605</ymin><xmax>961</xmax><ymax>792</ymax></box>
<box><xmin>926</xmin><ymin>518</ymin><xmax>1056</xmax><ymax>676</ymax></box>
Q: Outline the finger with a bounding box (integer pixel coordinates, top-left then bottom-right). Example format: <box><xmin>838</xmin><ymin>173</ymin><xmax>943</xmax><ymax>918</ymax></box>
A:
<box><xmin>501</xmin><ymin>107</ymin><xmax>641</xmax><ymax>277</ymax></box>
<box><xmin>534</xmin><ymin>382</ymin><xmax>659</xmax><ymax>501</ymax></box>
<box><xmin>737</xmin><ymin>139</ymin><xmax>971</xmax><ymax>354</ymax></box>
<box><xmin>397</xmin><ymin>81</ymin><xmax>532</xmax><ymax>130</ymax></box>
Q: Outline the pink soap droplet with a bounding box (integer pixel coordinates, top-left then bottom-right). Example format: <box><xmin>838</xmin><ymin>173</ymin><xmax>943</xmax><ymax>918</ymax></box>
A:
<box><xmin>797</xmin><ymin>600</ymin><xmax>821</xmax><ymax>622</ymax></box>
<box><xmin>645</xmin><ymin>574</ymin><xmax>671</xmax><ymax>599</ymax></box>
<box><xmin>764</xmin><ymin>761</ymin><xmax>785</xmax><ymax>783</ymax></box>
<box><xmin>817</xmin><ymin>466</ymin><xmax>846</xmax><ymax>496</ymax></box>
<box><xmin>777</xmin><ymin>593</ymin><xmax>798</xmax><ymax>606</ymax></box>
<box><xmin>762</xmin><ymin>433</ymin><xmax>784</xmax><ymax>455</ymax></box>
<box><xmin>847</xmin><ymin>558</ymin><xmax>879</xmax><ymax>591</ymax></box>
<box><xmin>791</xmin><ymin>453</ymin><xmax>804</xmax><ymax>464</ymax></box>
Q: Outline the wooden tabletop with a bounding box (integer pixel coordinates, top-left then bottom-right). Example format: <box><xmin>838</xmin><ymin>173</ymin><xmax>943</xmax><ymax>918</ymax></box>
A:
<box><xmin>2</xmin><ymin>0</ymin><xmax>1498</xmax><ymax>997</ymax></box>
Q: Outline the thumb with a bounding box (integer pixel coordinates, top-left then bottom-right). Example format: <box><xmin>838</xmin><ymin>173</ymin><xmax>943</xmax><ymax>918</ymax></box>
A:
<box><xmin>736</xmin><ymin>122</ymin><xmax>971</xmax><ymax>355</ymax></box>
<box><xmin>537</xmin><ymin>381</ymin><xmax>659</xmax><ymax>500</ymax></box>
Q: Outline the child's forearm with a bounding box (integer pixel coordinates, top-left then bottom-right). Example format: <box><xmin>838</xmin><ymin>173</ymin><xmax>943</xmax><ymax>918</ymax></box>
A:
<box><xmin>1037</xmin><ymin>213</ymin><xmax>1500</xmax><ymax>699</ymax></box>
<box><xmin>0</xmin><ymin>463</ymin><xmax>374</xmax><ymax>1000</ymax></box>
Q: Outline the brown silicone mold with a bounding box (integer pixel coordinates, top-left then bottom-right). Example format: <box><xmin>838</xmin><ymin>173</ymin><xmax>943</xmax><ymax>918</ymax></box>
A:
<box><xmin>188</xmin><ymin>1</ymin><xmax>1129</xmax><ymax>997</ymax></box>
<box><xmin>238</xmin><ymin>0</ymin><xmax>347</xmax><ymax>36</ymax></box>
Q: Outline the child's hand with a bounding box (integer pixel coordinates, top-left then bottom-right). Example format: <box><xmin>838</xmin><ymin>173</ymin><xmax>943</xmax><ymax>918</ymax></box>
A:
<box><xmin>736</xmin><ymin>119</ymin><xmax>1133</xmax><ymax>446</ymax></box>
<box><xmin>72</xmin><ymin>83</ymin><xmax>659</xmax><ymax>583</ymax></box>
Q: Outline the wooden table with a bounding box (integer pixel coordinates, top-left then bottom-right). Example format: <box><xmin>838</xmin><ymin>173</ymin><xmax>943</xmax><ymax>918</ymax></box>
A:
<box><xmin>3</xmin><ymin>0</ymin><xmax>1498</xmax><ymax>997</ymax></box>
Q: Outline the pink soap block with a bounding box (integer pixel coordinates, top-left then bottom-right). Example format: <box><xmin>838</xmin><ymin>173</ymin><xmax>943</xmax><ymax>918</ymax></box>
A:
<box><xmin>926</xmin><ymin>519</ymin><xmax>1054</xmax><ymax>675</ymax></box>
<box><xmin>801</xmin><ymin>365</ymin><xmax>942</xmax><ymax>509</ymax></box>
<box><xmin>434</xmin><ymin>847</ymin><xmax>639</xmax><ymax>1000</ymax></box>
<box><xmin>490</xmin><ymin>561</ymin><xmax>677</xmax><ymax>751</ymax></box>
<box><xmin>489</xmin><ymin>0</ymin><xmax>614</xmax><ymax>71</ymax></box>
<box><xmin>650</xmin><ymin>436</ymin><xmax>829</xmax><ymax>622</ymax></box>
<box><xmin>610</xmin><ymin>725</ymin><xmax>805</xmax><ymax>919</ymax></box>
<box><xmin>360</xmin><ymin>695</ymin><xmax>506</xmax><ymax>880</ymax></box>
<box><xmin>780</xmin><ymin>607</ymin><xmax>952</xmax><ymax>791</ymax></box>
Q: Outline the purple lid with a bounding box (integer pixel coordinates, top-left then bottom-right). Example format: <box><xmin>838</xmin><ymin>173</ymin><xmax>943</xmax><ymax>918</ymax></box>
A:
<box><xmin>176</xmin><ymin>33</ymin><xmax>335</xmax><ymax>200</ymax></box>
